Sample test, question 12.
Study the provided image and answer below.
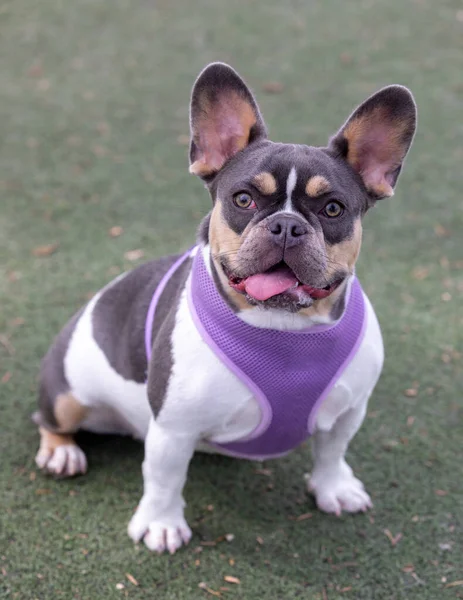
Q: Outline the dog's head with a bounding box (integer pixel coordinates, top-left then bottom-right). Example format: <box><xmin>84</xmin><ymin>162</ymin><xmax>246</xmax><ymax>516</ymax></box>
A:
<box><xmin>189</xmin><ymin>63</ymin><xmax>416</xmax><ymax>313</ymax></box>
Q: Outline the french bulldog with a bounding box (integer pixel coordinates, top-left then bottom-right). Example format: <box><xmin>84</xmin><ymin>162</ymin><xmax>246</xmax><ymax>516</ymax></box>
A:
<box><xmin>34</xmin><ymin>62</ymin><xmax>416</xmax><ymax>554</ymax></box>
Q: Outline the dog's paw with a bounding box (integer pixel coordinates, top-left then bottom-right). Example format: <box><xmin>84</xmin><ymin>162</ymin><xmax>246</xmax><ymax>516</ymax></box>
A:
<box><xmin>35</xmin><ymin>444</ymin><xmax>87</xmax><ymax>477</ymax></box>
<box><xmin>128</xmin><ymin>505</ymin><xmax>192</xmax><ymax>554</ymax></box>
<box><xmin>307</xmin><ymin>461</ymin><xmax>372</xmax><ymax>516</ymax></box>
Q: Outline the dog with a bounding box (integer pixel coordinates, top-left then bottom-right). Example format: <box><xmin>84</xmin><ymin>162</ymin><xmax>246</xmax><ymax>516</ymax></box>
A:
<box><xmin>33</xmin><ymin>62</ymin><xmax>416</xmax><ymax>554</ymax></box>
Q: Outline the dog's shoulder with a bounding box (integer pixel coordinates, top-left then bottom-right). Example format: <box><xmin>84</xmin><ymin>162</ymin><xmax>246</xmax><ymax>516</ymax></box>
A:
<box><xmin>92</xmin><ymin>254</ymin><xmax>193</xmax><ymax>384</ymax></box>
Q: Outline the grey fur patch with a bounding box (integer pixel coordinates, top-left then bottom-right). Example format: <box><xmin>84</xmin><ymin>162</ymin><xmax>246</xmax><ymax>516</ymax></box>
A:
<box><xmin>91</xmin><ymin>254</ymin><xmax>192</xmax><ymax>419</ymax></box>
<box><xmin>147</xmin><ymin>257</ymin><xmax>192</xmax><ymax>418</ymax></box>
<box><xmin>92</xmin><ymin>255</ymin><xmax>186</xmax><ymax>384</ymax></box>
<box><xmin>35</xmin><ymin>307</ymin><xmax>84</xmax><ymax>431</ymax></box>
<box><xmin>329</xmin><ymin>285</ymin><xmax>347</xmax><ymax>322</ymax></box>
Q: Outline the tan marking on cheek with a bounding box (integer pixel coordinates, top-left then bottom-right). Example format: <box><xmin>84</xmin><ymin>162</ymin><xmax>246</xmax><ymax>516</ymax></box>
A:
<box><xmin>325</xmin><ymin>220</ymin><xmax>363</xmax><ymax>276</ymax></box>
<box><xmin>208</xmin><ymin>200</ymin><xmax>253</xmax><ymax>310</ymax></box>
<box><xmin>253</xmin><ymin>172</ymin><xmax>277</xmax><ymax>195</ymax></box>
<box><xmin>54</xmin><ymin>393</ymin><xmax>88</xmax><ymax>432</ymax></box>
<box><xmin>299</xmin><ymin>220</ymin><xmax>363</xmax><ymax>320</ymax></box>
<box><xmin>305</xmin><ymin>175</ymin><xmax>331</xmax><ymax>197</ymax></box>
<box><xmin>209</xmin><ymin>200</ymin><xmax>242</xmax><ymax>268</ymax></box>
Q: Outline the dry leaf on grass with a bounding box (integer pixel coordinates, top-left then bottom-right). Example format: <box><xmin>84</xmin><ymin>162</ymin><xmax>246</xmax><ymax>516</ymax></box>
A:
<box><xmin>125</xmin><ymin>573</ymin><xmax>138</xmax><ymax>586</ymax></box>
<box><xmin>11</xmin><ymin>317</ymin><xmax>25</xmax><ymax>327</ymax></box>
<box><xmin>295</xmin><ymin>512</ymin><xmax>313</xmax><ymax>522</ymax></box>
<box><xmin>262</xmin><ymin>81</ymin><xmax>284</xmax><ymax>94</ymax></box>
<box><xmin>384</xmin><ymin>529</ymin><xmax>402</xmax><ymax>546</ymax></box>
<box><xmin>256</xmin><ymin>536</ymin><xmax>264</xmax><ymax>545</ymax></box>
<box><xmin>412</xmin><ymin>266</ymin><xmax>429</xmax><ymax>280</ymax></box>
<box><xmin>402</xmin><ymin>564</ymin><xmax>415</xmax><ymax>573</ymax></box>
<box><xmin>404</xmin><ymin>388</ymin><xmax>418</xmax><ymax>397</ymax></box>
<box><xmin>28</xmin><ymin>62</ymin><xmax>44</xmax><ymax>78</ymax></box>
<box><xmin>1</xmin><ymin>372</ymin><xmax>11</xmax><ymax>384</ymax></box>
<box><xmin>445</xmin><ymin>580</ymin><xmax>463</xmax><ymax>588</ymax></box>
<box><xmin>32</xmin><ymin>243</ymin><xmax>59</xmax><ymax>257</ymax></box>
<box><xmin>224</xmin><ymin>575</ymin><xmax>241</xmax><ymax>584</ymax></box>
<box><xmin>124</xmin><ymin>249</ymin><xmax>144</xmax><ymax>262</ymax></box>
<box><xmin>435</xmin><ymin>489</ymin><xmax>448</xmax><ymax>497</ymax></box>
<box><xmin>37</xmin><ymin>79</ymin><xmax>50</xmax><ymax>92</ymax></box>
<box><xmin>198</xmin><ymin>582</ymin><xmax>221</xmax><ymax>596</ymax></box>
<box><xmin>339</xmin><ymin>52</ymin><xmax>353</xmax><ymax>65</ymax></box>
<box><xmin>97</xmin><ymin>122</ymin><xmax>111</xmax><ymax>136</ymax></box>
<box><xmin>0</xmin><ymin>335</ymin><xmax>15</xmax><ymax>355</ymax></box>
<box><xmin>383</xmin><ymin>440</ymin><xmax>399</xmax><ymax>450</ymax></box>
<box><xmin>434</xmin><ymin>224</ymin><xmax>451</xmax><ymax>237</ymax></box>
<box><xmin>255</xmin><ymin>468</ymin><xmax>272</xmax><ymax>476</ymax></box>
<box><xmin>109</xmin><ymin>226</ymin><xmax>123</xmax><ymax>238</ymax></box>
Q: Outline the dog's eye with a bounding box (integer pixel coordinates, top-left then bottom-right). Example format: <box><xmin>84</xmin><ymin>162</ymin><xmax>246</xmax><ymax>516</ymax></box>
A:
<box><xmin>233</xmin><ymin>192</ymin><xmax>256</xmax><ymax>209</ymax></box>
<box><xmin>322</xmin><ymin>201</ymin><xmax>344</xmax><ymax>218</ymax></box>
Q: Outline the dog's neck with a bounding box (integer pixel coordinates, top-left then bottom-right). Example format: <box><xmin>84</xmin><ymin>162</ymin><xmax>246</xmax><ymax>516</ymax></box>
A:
<box><xmin>200</xmin><ymin>245</ymin><xmax>351</xmax><ymax>331</ymax></box>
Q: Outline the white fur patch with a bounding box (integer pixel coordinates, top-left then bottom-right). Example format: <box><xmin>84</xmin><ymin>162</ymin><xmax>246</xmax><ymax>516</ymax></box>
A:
<box><xmin>284</xmin><ymin>166</ymin><xmax>297</xmax><ymax>212</ymax></box>
<box><xmin>64</xmin><ymin>280</ymin><xmax>151</xmax><ymax>441</ymax></box>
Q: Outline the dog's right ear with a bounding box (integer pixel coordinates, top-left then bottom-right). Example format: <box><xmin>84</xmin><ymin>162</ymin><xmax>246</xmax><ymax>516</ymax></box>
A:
<box><xmin>189</xmin><ymin>63</ymin><xmax>267</xmax><ymax>178</ymax></box>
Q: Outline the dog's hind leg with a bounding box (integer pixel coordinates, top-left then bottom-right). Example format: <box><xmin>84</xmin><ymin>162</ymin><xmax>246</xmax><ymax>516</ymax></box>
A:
<box><xmin>34</xmin><ymin>392</ymin><xmax>88</xmax><ymax>477</ymax></box>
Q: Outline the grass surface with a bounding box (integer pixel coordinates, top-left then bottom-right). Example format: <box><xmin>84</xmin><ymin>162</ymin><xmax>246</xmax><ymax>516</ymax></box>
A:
<box><xmin>1</xmin><ymin>0</ymin><xmax>463</xmax><ymax>598</ymax></box>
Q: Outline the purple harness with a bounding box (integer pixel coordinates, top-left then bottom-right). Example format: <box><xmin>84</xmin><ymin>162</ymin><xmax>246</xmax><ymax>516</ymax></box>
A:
<box><xmin>146</xmin><ymin>248</ymin><xmax>367</xmax><ymax>460</ymax></box>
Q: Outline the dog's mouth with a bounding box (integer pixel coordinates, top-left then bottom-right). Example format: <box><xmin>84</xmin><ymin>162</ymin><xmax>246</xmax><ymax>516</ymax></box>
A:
<box><xmin>226</xmin><ymin>262</ymin><xmax>344</xmax><ymax>302</ymax></box>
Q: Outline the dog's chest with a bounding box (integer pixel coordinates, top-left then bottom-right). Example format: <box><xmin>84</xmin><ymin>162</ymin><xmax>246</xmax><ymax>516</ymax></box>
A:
<box><xmin>65</xmin><ymin>270</ymin><xmax>383</xmax><ymax>447</ymax></box>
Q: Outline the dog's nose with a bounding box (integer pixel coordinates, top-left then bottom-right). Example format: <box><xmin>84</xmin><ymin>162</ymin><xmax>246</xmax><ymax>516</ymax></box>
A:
<box><xmin>268</xmin><ymin>215</ymin><xmax>308</xmax><ymax>248</ymax></box>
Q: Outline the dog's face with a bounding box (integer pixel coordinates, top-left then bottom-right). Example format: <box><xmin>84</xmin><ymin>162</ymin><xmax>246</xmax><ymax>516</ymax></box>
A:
<box><xmin>189</xmin><ymin>63</ymin><xmax>416</xmax><ymax>313</ymax></box>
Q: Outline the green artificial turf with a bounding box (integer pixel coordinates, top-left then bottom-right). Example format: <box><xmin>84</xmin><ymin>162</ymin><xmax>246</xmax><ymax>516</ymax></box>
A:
<box><xmin>1</xmin><ymin>0</ymin><xmax>462</xmax><ymax>598</ymax></box>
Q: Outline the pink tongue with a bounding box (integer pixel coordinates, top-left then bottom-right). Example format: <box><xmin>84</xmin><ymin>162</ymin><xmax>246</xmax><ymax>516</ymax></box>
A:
<box><xmin>244</xmin><ymin>270</ymin><xmax>299</xmax><ymax>301</ymax></box>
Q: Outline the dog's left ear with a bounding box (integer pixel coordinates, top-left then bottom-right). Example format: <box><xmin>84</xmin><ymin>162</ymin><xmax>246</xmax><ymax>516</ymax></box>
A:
<box><xmin>189</xmin><ymin>62</ymin><xmax>267</xmax><ymax>178</ymax></box>
<box><xmin>329</xmin><ymin>85</ymin><xmax>417</xmax><ymax>199</ymax></box>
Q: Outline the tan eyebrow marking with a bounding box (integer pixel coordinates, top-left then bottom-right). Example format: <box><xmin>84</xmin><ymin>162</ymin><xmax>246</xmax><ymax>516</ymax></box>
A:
<box><xmin>305</xmin><ymin>175</ymin><xmax>331</xmax><ymax>197</ymax></box>
<box><xmin>253</xmin><ymin>172</ymin><xmax>278</xmax><ymax>195</ymax></box>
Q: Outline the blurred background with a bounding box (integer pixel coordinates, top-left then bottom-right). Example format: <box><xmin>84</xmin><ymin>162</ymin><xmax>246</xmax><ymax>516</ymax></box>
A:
<box><xmin>1</xmin><ymin>1</ymin><xmax>462</xmax><ymax>598</ymax></box>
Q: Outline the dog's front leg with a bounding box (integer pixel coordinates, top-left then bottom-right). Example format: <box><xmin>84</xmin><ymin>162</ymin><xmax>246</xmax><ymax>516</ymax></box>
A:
<box><xmin>128</xmin><ymin>417</ymin><xmax>196</xmax><ymax>554</ymax></box>
<box><xmin>308</xmin><ymin>397</ymin><xmax>373</xmax><ymax>516</ymax></box>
